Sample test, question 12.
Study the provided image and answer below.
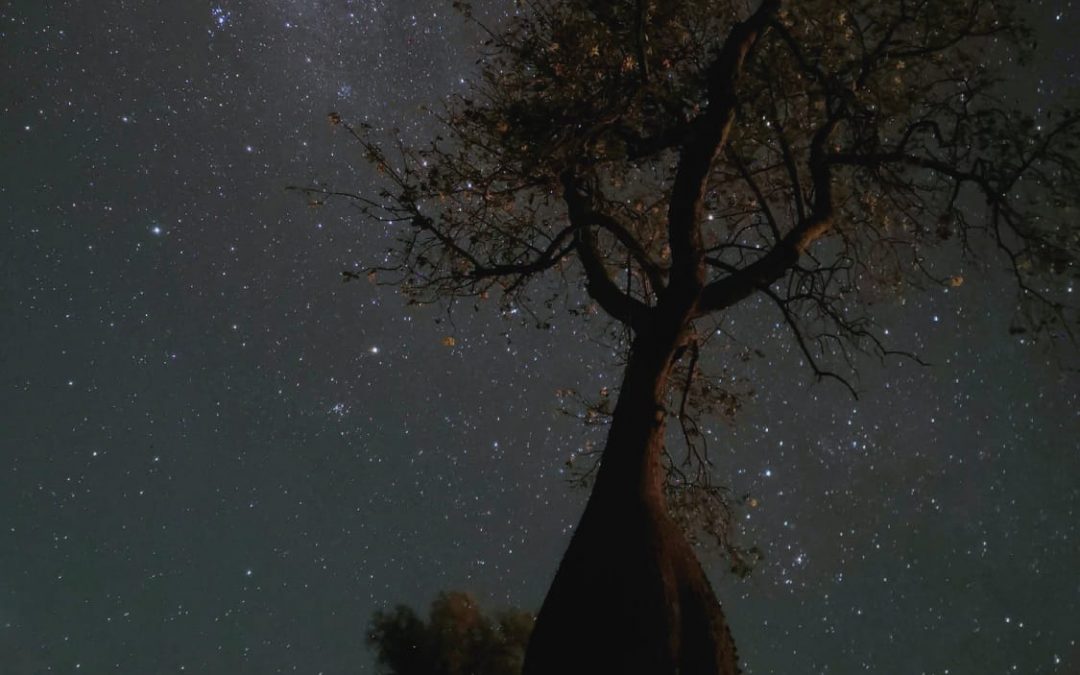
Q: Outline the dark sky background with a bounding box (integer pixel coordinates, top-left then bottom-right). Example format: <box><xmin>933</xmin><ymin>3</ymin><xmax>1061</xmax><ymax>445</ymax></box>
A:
<box><xmin>2</xmin><ymin>1</ymin><xmax>1079</xmax><ymax>673</ymax></box>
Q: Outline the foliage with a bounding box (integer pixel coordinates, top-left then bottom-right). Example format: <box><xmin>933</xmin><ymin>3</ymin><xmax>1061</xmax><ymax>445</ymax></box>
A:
<box><xmin>367</xmin><ymin>591</ymin><xmax>534</xmax><ymax>675</ymax></box>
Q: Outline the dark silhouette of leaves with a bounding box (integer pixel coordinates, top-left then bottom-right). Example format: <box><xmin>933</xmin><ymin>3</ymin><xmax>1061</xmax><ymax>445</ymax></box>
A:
<box><xmin>367</xmin><ymin>592</ymin><xmax>534</xmax><ymax>675</ymax></box>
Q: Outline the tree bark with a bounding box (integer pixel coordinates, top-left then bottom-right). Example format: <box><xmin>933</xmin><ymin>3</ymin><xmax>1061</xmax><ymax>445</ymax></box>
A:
<box><xmin>523</xmin><ymin>316</ymin><xmax>739</xmax><ymax>675</ymax></box>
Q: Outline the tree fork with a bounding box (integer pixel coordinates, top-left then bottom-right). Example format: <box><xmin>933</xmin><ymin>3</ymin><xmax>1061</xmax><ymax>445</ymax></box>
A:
<box><xmin>523</xmin><ymin>3</ymin><xmax>785</xmax><ymax>670</ymax></box>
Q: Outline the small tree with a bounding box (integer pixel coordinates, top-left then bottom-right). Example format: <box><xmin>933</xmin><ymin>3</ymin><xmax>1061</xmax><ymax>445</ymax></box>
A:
<box><xmin>367</xmin><ymin>592</ymin><xmax>533</xmax><ymax>675</ymax></box>
<box><xmin>299</xmin><ymin>0</ymin><xmax>1079</xmax><ymax>672</ymax></box>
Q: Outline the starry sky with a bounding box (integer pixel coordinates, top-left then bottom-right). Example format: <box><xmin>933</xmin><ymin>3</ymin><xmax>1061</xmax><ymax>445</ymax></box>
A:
<box><xmin>2</xmin><ymin>1</ymin><xmax>1079</xmax><ymax>673</ymax></box>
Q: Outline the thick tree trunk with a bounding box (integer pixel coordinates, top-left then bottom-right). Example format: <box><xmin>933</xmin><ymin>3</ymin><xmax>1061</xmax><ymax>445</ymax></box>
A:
<box><xmin>523</xmin><ymin>319</ymin><xmax>738</xmax><ymax>675</ymax></box>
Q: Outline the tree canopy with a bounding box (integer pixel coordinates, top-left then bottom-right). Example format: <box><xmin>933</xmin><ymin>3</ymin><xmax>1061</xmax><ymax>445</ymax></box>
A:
<box><xmin>367</xmin><ymin>591</ymin><xmax>534</xmax><ymax>675</ymax></box>
<box><xmin>318</xmin><ymin>0</ymin><xmax>1077</xmax><ymax>335</ymax></box>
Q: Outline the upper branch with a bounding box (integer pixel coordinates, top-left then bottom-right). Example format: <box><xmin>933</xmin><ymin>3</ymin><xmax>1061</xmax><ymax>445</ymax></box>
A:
<box><xmin>697</xmin><ymin>112</ymin><xmax>840</xmax><ymax>315</ymax></box>
<box><xmin>664</xmin><ymin>0</ymin><xmax>781</xmax><ymax>299</ymax></box>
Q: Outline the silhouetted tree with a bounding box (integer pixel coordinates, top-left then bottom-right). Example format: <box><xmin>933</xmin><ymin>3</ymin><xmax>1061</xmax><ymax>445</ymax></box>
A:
<box><xmin>367</xmin><ymin>591</ymin><xmax>533</xmax><ymax>675</ymax></box>
<box><xmin>298</xmin><ymin>0</ymin><xmax>1079</xmax><ymax>672</ymax></box>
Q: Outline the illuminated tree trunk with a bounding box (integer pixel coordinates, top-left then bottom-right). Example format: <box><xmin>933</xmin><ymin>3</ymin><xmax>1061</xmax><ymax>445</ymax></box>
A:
<box><xmin>523</xmin><ymin>315</ymin><xmax>739</xmax><ymax>675</ymax></box>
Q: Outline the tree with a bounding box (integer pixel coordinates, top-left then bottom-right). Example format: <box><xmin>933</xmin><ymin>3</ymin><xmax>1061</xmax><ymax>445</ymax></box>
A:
<box><xmin>367</xmin><ymin>591</ymin><xmax>533</xmax><ymax>675</ymax></box>
<box><xmin>298</xmin><ymin>0</ymin><xmax>1079</xmax><ymax>672</ymax></box>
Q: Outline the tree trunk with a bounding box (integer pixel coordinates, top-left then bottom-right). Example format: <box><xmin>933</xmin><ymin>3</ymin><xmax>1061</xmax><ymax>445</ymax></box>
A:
<box><xmin>523</xmin><ymin>319</ymin><xmax>739</xmax><ymax>675</ymax></box>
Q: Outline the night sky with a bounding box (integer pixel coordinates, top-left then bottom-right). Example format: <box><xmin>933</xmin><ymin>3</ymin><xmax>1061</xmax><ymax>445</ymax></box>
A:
<box><xmin>2</xmin><ymin>1</ymin><xmax>1079</xmax><ymax>673</ymax></box>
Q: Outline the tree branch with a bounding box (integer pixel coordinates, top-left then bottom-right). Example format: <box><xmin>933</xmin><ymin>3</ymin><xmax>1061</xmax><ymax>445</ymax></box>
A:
<box><xmin>664</xmin><ymin>0</ymin><xmax>781</xmax><ymax>299</ymax></box>
<box><xmin>697</xmin><ymin>112</ymin><xmax>840</xmax><ymax>315</ymax></box>
<box><xmin>562</xmin><ymin>171</ymin><xmax>652</xmax><ymax>330</ymax></box>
